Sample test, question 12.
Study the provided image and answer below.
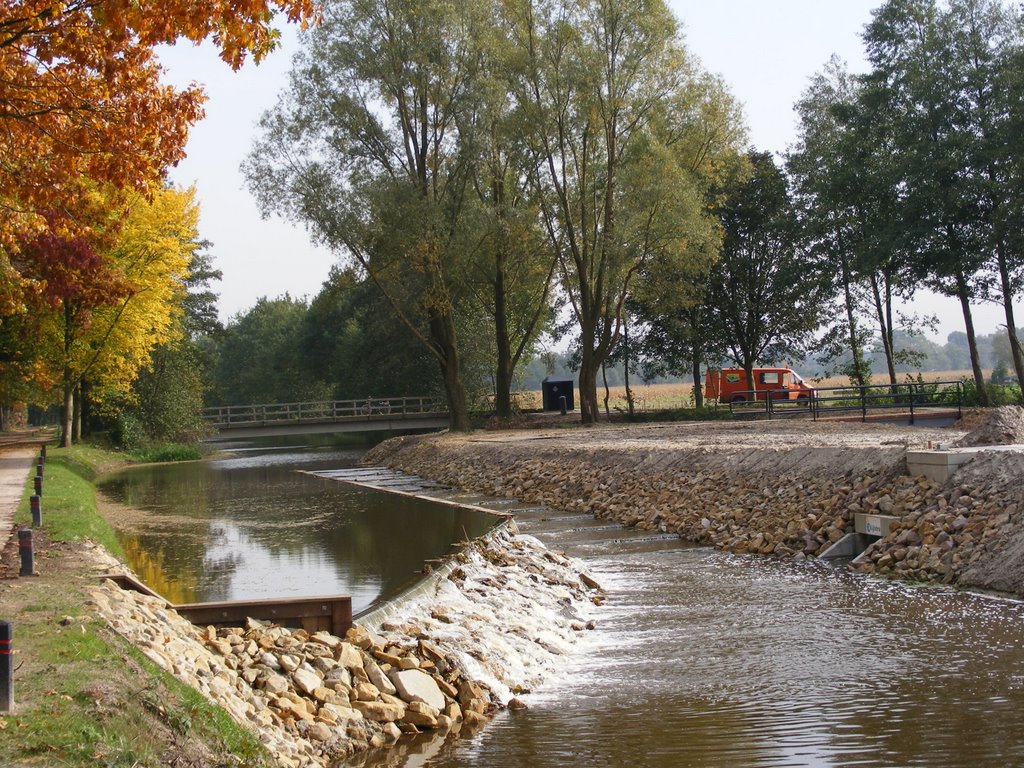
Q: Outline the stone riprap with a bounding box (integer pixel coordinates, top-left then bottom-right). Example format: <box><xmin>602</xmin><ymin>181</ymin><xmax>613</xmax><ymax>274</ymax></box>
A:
<box><xmin>86</xmin><ymin>525</ymin><xmax>600</xmax><ymax>767</ymax></box>
<box><xmin>364</xmin><ymin>416</ymin><xmax>1024</xmax><ymax>595</ymax></box>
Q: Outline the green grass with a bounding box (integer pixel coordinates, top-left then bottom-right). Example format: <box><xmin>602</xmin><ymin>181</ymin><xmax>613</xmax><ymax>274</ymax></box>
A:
<box><xmin>1</xmin><ymin>441</ymin><xmax>273</xmax><ymax>768</ymax></box>
<box><xmin>16</xmin><ymin>446</ymin><xmax>125</xmax><ymax>558</ymax></box>
<box><xmin>129</xmin><ymin>442</ymin><xmax>203</xmax><ymax>463</ymax></box>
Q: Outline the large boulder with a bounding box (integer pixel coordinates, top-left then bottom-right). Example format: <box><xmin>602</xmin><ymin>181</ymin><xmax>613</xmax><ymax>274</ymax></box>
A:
<box><xmin>388</xmin><ymin>668</ymin><xmax>446</xmax><ymax>711</ymax></box>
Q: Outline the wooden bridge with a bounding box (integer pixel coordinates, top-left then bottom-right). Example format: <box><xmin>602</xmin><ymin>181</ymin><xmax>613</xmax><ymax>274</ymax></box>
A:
<box><xmin>202</xmin><ymin>396</ymin><xmax>449</xmax><ymax>440</ymax></box>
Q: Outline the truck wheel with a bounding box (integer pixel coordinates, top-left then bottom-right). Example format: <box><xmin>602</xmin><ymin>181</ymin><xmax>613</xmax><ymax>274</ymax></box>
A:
<box><xmin>796</xmin><ymin>394</ymin><xmax>809</xmax><ymax>403</ymax></box>
<box><xmin>730</xmin><ymin>395</ymin><xmax>746</xmax><ymax>403</ymax></box>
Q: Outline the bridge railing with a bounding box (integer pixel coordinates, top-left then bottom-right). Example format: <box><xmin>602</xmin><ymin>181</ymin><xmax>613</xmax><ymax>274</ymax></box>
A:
<box><xmin>204</xmin><ymin>396</ymin><xmax>448</xmax><ymax>429</ymax></box>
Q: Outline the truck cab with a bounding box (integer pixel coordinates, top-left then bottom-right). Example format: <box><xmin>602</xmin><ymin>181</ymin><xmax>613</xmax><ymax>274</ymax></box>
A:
<box><xmin>705</xmin><ymin>367</ymin><xmax>814</xmax><ymax>404</ymax></box>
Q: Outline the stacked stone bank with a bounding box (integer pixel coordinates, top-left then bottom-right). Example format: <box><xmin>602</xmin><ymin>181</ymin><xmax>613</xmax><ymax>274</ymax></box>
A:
<box><xmin>87</xmin><ymin>526</ymin><xmax>600</xmax><ymax>767</ymax></box>
<box><xmin>365</xmin><ymin>411</ymin><xmax>1024</xmax><ymax>596</ymax></box>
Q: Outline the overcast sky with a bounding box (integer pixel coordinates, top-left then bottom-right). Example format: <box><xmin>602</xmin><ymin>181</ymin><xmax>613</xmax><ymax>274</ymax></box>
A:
<box><xmin>158</xmin><ymin>0</ymin><xmax>1016</xmax><ymax>344</ymax></box>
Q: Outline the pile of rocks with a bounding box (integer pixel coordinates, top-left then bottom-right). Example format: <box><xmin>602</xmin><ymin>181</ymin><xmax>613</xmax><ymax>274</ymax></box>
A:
<box><xmin>366</xmin><ymin>415</ymin><xmax>1024</xmax><ymax>595</ymax></box>
<box><xmin>87</xmin><ymin>526</ymin><xmax>599</xmax><ymax>767</ymax></box>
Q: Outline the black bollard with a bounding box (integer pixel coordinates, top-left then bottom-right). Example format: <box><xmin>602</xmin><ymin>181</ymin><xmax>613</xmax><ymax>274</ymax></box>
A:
<box><xmin>559</xmin><ymin>395</ymin><xmax>567</xmax><ymax>416</ymax></box>
<box><xmin>33</xmin><ymin>474</ymin><xmax>42</xmax><ymax>497</ymax></box>
<box><xmin>36</xmin><ymin>459</ymin><xmax>43</xmax><ymax>478</ymax></box>
<box><xmin>0</xmin><ymin>621</ymin><xmax>11</xmax><ymax>712</ymax></box>
<box><xmin>18</xmin><ymin>529</ymin><xmax>33</xmax><ymax>576</ymax></box>
<box><xmin>30</xmin><ymin>495</ymin><xmax>41</xmax><ymax>527</ymax></box>
<box><xmin>40</xmin><ymin>444</ymin><xmax>46</xmax><ymax>460</ymax></box>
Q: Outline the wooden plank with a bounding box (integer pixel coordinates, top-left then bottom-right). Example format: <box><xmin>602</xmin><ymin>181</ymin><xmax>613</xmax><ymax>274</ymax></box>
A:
<box><xmin>100</xmin><ymin>573</ymin><xmax>353</xmax><ymax>637</ymax></box>
<box><xmin>174</xmin><ymin>595</ymin><xmax>352</xmax><ymax>637</ymax></box>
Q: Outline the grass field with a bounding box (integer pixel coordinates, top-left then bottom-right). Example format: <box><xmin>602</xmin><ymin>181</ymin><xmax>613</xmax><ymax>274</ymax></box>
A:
<box><xmin>514</xmin><ymin>370</ymin><xmax>982</xmax><ymax>412</ymax></box>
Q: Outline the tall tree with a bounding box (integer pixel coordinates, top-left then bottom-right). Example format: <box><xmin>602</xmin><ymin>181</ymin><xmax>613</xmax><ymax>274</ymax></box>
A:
<box><xmin>23</xmin><ymin>187</ymin><xmax>198</xmax><ymax>445</ymax></box>
<box><xmin>0</xmin><ymin>0</ymin><xmax>318</xmax><ymax>312</ymax></box>
<box><xmin>862</xmin><ymin>0</ymin><xmax>1006</xmax><ymax>405</ymax></box>
<box><xmin>505</xmin><ymin>0</ymin><xmax>737</xmax><ymax>423</ymax></box>
<box><xmin>246</xmin><ymin>0</ymin><xmax>491</xmax><ymax>431</ymax></box>
<box><xmin>125</xmin><ymin>246</ymin><xmax>223</xmax><ymax>446</ymax></box>
<box><xmin>461</xmin><ymin>49</ymin><xmax>559</xmax><ymax>419</ymax></box>
<box><xmin>707</xmin><ymin>151</ymin><xmax>829</xmax><ymax>388</ymax></box>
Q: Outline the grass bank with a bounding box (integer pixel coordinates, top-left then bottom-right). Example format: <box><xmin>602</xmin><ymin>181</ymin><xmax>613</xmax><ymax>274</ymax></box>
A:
<box><xmin>0</xmin><ymin>443</ymin><xmax>272</xmax><ymax>768</ymax></box>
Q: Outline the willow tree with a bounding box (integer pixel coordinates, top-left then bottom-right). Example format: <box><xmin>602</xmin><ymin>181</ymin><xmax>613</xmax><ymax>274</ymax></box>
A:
<box><xmin>245</xmin><ymin>0</ymin><xmax>493</xmax><ymax>432</ymax></box>
<box><xmin>503</xmin><ymin>0</ymin><xmax>740</xmax><ymax>423</ymax></box>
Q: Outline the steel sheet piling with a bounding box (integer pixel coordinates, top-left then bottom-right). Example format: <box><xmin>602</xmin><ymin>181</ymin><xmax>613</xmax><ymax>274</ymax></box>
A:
<box><xmin>0</xmin><ymin>621</ymin><xmax>11</xmax><ymax>711</ymax></box>
<box><xmin>18</xmin><ymin>529</ymin><xmax>33</xmax><ymax>576</ymax></box>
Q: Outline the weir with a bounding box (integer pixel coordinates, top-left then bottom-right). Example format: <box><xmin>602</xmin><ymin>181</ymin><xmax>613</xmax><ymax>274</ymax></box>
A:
<box><xmin>820</xmin><ymin>441</ymin><xmax>1024</xmax><ymax>561</ymax></box>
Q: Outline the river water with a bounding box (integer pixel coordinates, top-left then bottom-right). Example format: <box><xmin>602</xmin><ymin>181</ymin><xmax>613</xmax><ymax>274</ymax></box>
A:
<box><xmin>101</xmin><ymin>445</ymin><xmax>1024</xmax><ymax>767</ymax></box>
<box><xmin>97</xmin><ymin>444</ymin><xmax>495</xmax><ymax>611</ymax></box>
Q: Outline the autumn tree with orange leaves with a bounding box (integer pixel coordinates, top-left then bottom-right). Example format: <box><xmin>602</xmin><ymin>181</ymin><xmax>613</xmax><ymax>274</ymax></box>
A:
<box><xmin>0</xmin><ymin>0</ymin><xmax>318</xmax><ymax>313</ymax></box>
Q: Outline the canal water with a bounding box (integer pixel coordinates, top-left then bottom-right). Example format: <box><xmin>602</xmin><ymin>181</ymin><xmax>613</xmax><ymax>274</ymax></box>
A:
<box><xmin>97</xmin><ymin>444</ymin><xmax>495</xmax><ymax>611</ymax></box>
<box><xmin>101</xmin><ymin>445</ymin><xmax>1024</xmax><ymax>767</ymax></box>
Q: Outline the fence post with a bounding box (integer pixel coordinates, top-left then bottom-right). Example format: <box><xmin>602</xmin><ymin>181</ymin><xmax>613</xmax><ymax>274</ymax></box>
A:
<box><xmin>861</xmin><ymin>385</ymin><xmax>867</xmax><ymax>422</ymax></box>
<box><xmin>33</xmin><ymin>474</ymin><xmax>42</xmax><ymax>497</ymax></box>
<box><xmin>18</xmin><ymin>529</ymin><xmax>33</xmax><ymax>576</ymax></box>
<box><xmin>30</xmin><ymin>495</ymin><xmax>41</xmax><ymax>527</ymax></box>
<box><xmin>0</xmin><ymin>620</ymin><xmax>12</xmax><ymax>711</ymax></box>
<box><xmin>909</xmin><ymin>383</ymin><xmax>916</xmax><ymax>425</ymax></box>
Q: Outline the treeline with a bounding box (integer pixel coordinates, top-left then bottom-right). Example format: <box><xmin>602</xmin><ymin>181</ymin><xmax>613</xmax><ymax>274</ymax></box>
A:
<box><xmin>5</xmin><ymin>0</ymin><xmax>1024</xmax><ymax>444</ymax></box>
<box><xmin>0</xmin><ymin>0</ymin><xmax>318</xmax><ymax>446</ymax></box>
<box><xmin>240</xmin><ymin>0</ymin><xmax>1024</xmax><ymax>428</ymax></box>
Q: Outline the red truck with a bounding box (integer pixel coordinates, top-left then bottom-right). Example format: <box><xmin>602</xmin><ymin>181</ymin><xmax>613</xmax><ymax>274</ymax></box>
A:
<box><xmin>705</xmin><ymin>367</ymin><xmax>815</xmax><ymax>404</ymax></box>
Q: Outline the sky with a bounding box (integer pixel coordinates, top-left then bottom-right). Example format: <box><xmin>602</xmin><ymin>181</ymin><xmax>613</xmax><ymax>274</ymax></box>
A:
<box><xmin>157</xmin><ymin>0</ymin><xmax>1016</xmax><ymax>343</ymax></box>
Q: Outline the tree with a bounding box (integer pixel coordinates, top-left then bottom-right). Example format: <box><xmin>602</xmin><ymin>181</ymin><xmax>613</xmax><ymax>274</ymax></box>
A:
<box><xmin>124</xmin><ymin>246</ymin><xmax>223</xmax><ymax>446</ymax></box>
<box><xmin>505</xmin><ymin>0</ymin><xmax>739</xmax><ymax>423</ymax></box>
<box><xmin>861</xmin><ymin>0</ymin><xmax>1019</xmax><ymax>406</ymax></box>
<box><xmin>0</xmin><ymin>0</ymin><xmax>318</xmax><ymax>312</ymax></box>
<box><xmin>213</xmin><ymin>296</ymin><xmax>326</xmax><ymax>406</ymax></box>
<box><xmin>25</xmin><ymin>186</ymin><xmax>199</xmax><ymax>445</ymax></box>
<box><xmin>246</xmin><ymin>0</ymin><xmax>494</xmax><ymax>432</ymax></box>
<box><xmin>706</xmin><ymin>151</ymin><xmax>829</xmax><ymax>387</ymax></box>
<box><xmin>461</xmin><ymin>51</ymin><xmax>560</xmax><ymax>419</ymax></box>
<box><xmin>301</xmin><ymin>267</ymin><xmax>442</xmax><ymax>400</ymax></box>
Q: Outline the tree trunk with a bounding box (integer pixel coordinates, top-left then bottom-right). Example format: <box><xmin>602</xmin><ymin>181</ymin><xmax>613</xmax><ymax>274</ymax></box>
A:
<box><xmin>996</xmin><ymin>246</ymin><xmax>1024</xmax><ymax>401</ymax></box>
<box><xmin>429</xmin><ymin>310</ymin><xmax>472</xmax><ymax>432</ymax></box>
<box><xmin>493</xmin><ymin>259</ymin><xmax>514</xmax><ymax>419</ymax></box>
<box><xmin>72</xmin><ymin>382</ymin><xmax>82</xmax><ymax>443</ymax></box>
<box><xmin>869</xmin><ymin>273</ymin><xmax>897</xmax><ymax>386</ymax></box>
<box><xmin>60</xmin><ymin>378</ymin><xmax>73</xmax><ymax>448</ymax></box>
<box><xmin>578</xmin><ymin>343</ymin><xmax>601</xmax><ymax>425</ymax></box>
<box><xmin>954</xmin><ymin>269</ymin><xmax>990</xmax><ymax>407</ymax></box>
<box><xmin>841</xmin><ymin>256</ymin><xmax>867</xmax><ymax>386</ymax></box>
<box><xmin>623</xmin><ymin>321</ymin><xmax>634</xmax><ymax>419</ymax></box>
<box><xmin>691</xmin><ymin>357</ymin><xmax>704</xmax><ymax>409</ymax></box>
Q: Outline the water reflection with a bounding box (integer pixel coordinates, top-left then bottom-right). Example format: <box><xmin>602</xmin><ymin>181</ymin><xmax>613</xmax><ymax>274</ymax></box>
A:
<box><xmin>98</xmin><ymin>446</ymin><xmax>495</xmax><ymax>611</ymax></box>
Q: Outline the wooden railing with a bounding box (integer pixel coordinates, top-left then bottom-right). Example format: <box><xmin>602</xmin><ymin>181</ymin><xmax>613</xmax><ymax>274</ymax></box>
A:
<box><xmin>203</xmin><ymin>396</ymin><xmax>448</xmax><ymax>429</ymax></box>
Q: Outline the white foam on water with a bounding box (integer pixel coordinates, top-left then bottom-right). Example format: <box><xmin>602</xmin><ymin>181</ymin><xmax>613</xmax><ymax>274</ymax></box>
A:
<box><xmin>369</xmin><ymin>526</ymin><xmax>598</xmax><ymax>705</ymax></box>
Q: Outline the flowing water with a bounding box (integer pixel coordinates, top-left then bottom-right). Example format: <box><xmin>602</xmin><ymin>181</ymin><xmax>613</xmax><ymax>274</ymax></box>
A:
<box><xmin>101</xmin><ymin>445</ymin><xmax>1024</xmax><ymax>767</ymax></box>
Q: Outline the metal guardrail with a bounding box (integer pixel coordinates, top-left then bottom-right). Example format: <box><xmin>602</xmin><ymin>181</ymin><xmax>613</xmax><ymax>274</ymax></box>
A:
<box><xmin>203</xmin><ymin>396</ymin><xmax>448</xmax><ymax>429</ymax></box>
<box><xmin>727</xmin><ymin>380</ymin><xmax>964</xmax><ymax>423</ymax></box>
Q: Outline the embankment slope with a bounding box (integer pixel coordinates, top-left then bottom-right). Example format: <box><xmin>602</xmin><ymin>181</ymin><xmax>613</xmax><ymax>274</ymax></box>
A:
<box><xmin>366</xmin><ymin>411</ymin><xmax>1024</xmax><ymax>595</ymax></box>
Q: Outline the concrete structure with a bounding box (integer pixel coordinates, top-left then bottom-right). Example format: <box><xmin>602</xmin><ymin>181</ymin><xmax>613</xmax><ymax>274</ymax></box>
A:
<box><xmin>906</xmin><ymin>445</ymin><xmax>1024</xmax><ymax>483</ymax></box>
